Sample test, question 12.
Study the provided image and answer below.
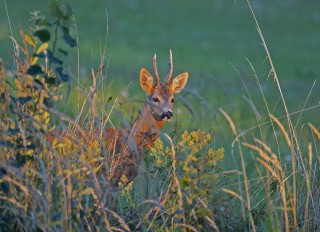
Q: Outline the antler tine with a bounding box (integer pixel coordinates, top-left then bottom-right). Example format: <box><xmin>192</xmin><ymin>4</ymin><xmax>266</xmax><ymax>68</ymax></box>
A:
<box><xmin>166</xmin><ymin>49</ymin><xmax>173</xmax><ymax>83</ymax></box>
<box><xmin>153</xmin><ymin>54</ymin><xmax>160</xmax><ymax>85</ymax></box>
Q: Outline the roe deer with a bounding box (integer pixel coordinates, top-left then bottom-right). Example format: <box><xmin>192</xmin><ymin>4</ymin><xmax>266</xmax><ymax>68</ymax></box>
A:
<box><xmin>48</xmin><ymin>50</ymin><xmax>188</xmax><ymax>186</ymax></box>
<box><xmin>104</xmin><ymin>50</ymin><xmax>188</xmax><ymax>186</ymax></box>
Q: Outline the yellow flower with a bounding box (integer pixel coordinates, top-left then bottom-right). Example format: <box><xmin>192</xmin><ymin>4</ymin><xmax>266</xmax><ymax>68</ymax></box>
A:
<box><xmin>150</xmin><ymin>138</ymin><xmax>164</xmax><ymax>155</ymax></box>
<box><xmin>188</xmin><ymin>153</ymin><xmax>197</xmax><ymax>162</ymax></box>
<box><xmin>207</xmin><ymin>148</ymin><xmax>214</xmax><ymax>156</ymax></box>
<box><xmin>190</xmin><ymin>131</ymin><xmax>199</xmax><ymax>139</ymax></box>
<box><xmin>154</xmin><ymin>138</ymin><xmax>163</xmax><ymax>151</ymax></box>
<box><xmin>191</xmin><ymin>146</ymin><xmax>199</xmax><ymax>154</ymax></box>
<box><xmin>181</xmin><ymin>130</ymin><xmax>189</xmax><ymax>142</ymax></box>
<box><xmin>118</xmin><ymin>174</ymin><xmax>128</xmax><ymax>188</ymax></box>
<box><xmin>207</xmin><ymin>148</ymin><xmax>225</xmax><ymax>166</ymax></box>
<box><xmin>188</xmin><ymin>140</ymin><xmax>195</xmax><ymax>147</ymax></box>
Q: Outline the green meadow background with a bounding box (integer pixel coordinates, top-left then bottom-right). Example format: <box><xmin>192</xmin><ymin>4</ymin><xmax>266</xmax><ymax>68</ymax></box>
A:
<box><xmin>1</xmin><ymin>1</ymin><xmax>320</xmax><ymax>230</ymax></box>
<box><xmin>0</xmin><ymin>0</ymin><xmax>319</xmax><ymax>167</ymax></box>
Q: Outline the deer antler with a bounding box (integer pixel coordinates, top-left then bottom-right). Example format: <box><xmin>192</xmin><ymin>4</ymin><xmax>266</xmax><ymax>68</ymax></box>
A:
<box><xmin>153</xmin><ymin>54</ymin><xmax>160</xmax><ymax>85</ymax></box>
<box><xmin>166</xmin><ymin>49</ymin><xmax>173</xmax><ymax>83</ymax></box>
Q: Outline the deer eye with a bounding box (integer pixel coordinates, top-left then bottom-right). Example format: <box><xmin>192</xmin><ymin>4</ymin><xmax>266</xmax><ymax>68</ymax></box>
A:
<box><xmin>152</xmin><ymin>97</ymin><xmax>160</xmax><ymax>103</ymax></box>
<box><xmin>171</xmin><ymin>98</ymin><xmax>175</xmax><ymax>103</ymax></box>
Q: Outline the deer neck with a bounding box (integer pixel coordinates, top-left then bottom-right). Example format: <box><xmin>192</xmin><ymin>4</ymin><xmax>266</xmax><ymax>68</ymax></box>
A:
<box><xmin>130</xmin><ymin>103</ymin><xmax>165</xmax><ymax>149</ymax></box>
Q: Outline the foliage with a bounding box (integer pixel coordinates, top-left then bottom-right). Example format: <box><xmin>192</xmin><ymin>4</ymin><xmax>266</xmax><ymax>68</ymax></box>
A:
<box><xmin>0</xmin><ymin>0</ymin><xmax>319</xmax><ymax>231</ymax></box>
<box><xmin>142</xmin><ymin>131</ymin><xmax>225</xmax><ymax>231</ymax></box>
<box><xmin>0</xmin><ymin>2</ymin><xmax>227</xmax><ymax>231</ymax></box>
<box><xmin>0</xmin><ymin>0</ymin><xmax>77</xmax><ymax>168</ymax></box>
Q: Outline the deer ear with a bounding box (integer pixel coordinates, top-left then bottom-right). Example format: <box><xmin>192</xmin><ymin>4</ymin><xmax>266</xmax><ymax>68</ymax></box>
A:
<box><xmin>171</xmin><ymin>72</ymin><xmax>188</xmax><ymax>93</ymax></box>
<box><xmin>140</xmin><ymin>68</ymin><xmax>154</xmax><ymax>95</ymax></box>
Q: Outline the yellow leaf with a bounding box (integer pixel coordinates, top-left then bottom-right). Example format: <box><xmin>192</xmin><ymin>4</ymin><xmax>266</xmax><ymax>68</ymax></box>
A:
<box><xmin>27</xmin><ymin>149</ymin><xmax>34</xmax><ymax>156</ymax></box>
<box><xmin>31</xmin><ymin>56</ymin><xmax>38</xmax><ymax>65</ymax></box>
<box><xmin>10</xmin><ymin>121</ymin><xmax>16</xmax><ymax>129</ymax></box>
<box><xmin>36</xmin><ymin>42</ymin><xmax>49</xmax><ymax>54</ymax></box>
<box><xmin>24</xmin><ymin>34</ymin><xmax>35</xmax><ymax>47</ymax></box>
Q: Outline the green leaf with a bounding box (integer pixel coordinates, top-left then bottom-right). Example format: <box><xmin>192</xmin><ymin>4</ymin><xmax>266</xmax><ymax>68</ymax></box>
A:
<box><xmin>61</xmin><ymin>27</ymin><xmax>77</xmax><ymax>47</ymax></box>
<box><xmin>36</xmin><ymin>18</ymin><xmax>53</xmax><ymax>26</ymax></box>
<box><xmin>0</xmin><ymin>141</ymin><xmax>14</xmax><ymax>148</ymax></box>
<box><xmin>34</xmin><ymin>30</ymin><xmax>51</xmax><ymax>42</ymax></box>
<box><xmin>0</xmin><ymin>93</ymin><xmax>5</xmax><ymax>102</ymax></box>
<box><xmin>0</xmin><ymin>181</ymin><xmax>9</xmax><ymax>195</ymax></box>
<box><xmin>62</xmin><ymin>4</ymin><xmax>73</xmax><ymax>18</ymax></box>
<box><xmin>45</xmin><ymin>77</ymin><xmax>57</xmax><ymax>85</ymax></box>
<box><xmin>56</xmin><ymin>67</ymin><xmax>70</xmax><ymax>82</ymax></box>
<box><xmin>47</xmin><ymin>50</ymin><xmax>63</xmax><ymax>65</ymax></box>
<box><xmin>8</xmin><ymin>127</ymin><xmax>20</xmax><ymax>135</ymax></box>
<box><xmin>26</xmin><ymin>65</ymin><xmax>44</xmax><ymax>76</ymax></box>
<box><xmin>49</xmin><ymin>0</ymin><xmax>63</xmax><ymax>19</ymax></box>
<box><xmin>34</xmin><ymin>79</ymin><xmax>44</xmax><ymax>88</ymax></box>
<box><xmin>15</xmin><ymin>154</ymin><xmax>27</xmax><ymax>167</ymax></box>
<box><xmin>58</xmin><ymin>48</ymin><xmax>68</xmax><ymax>56</ymax></box>
<box><xmin>44</xmin><ymin>97</ymin><xmax>54</xmax><ymax>108</ymax></box>
<box><xmin>16</xmin><ymin>97</ymin><xmax>33</xmax><ymax>105</ymax></box>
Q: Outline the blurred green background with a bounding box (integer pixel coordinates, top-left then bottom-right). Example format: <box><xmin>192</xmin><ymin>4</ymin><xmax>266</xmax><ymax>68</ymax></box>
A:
<box><xmin>0</xmin><ymin>0</ymin><xmax>319</xmax><ymax>132</ymax></box>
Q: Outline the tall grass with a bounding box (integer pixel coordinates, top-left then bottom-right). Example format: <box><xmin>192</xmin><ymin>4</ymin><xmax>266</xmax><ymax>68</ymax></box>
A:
<box><xmin>0</xmin><ymin>0</ymin><xmax>319</xmax><ymax>231</ymax></box>
<box><xmin>218</xmin><ymin>1</ymin><xmax>320</xmax><ymax>231</ymax></box>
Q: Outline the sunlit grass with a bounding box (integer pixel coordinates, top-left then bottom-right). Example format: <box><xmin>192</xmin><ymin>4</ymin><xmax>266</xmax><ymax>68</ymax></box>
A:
<box><xmin>0</xmin><ymin>0</ymin><xmax>319</xmax><ymax>231</ymax></box>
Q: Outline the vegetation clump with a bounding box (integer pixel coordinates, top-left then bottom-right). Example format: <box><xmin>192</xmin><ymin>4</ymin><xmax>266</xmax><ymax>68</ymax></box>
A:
<box><xmin>0</xmin><ymin>1</ymin><xmax>319</xmax><ymax>231</ymax></box>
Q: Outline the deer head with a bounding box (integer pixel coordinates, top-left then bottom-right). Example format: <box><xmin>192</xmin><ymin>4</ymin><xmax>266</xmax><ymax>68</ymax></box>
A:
<box><xmin>139</xmin><ymin>50</ymin><xmax>188</xmax><ymax>121</ymax></box>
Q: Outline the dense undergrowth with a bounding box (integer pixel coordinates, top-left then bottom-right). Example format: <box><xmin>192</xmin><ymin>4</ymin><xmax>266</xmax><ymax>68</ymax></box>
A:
<box><xmin>0</xmin><ymin>1</ymin><xmax>319</xmax><ymax>231</ymax></box>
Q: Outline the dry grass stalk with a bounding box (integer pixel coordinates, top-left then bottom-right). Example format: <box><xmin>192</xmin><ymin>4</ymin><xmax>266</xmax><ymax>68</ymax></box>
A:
<box><xmin>302</xmin><ymin>142</ymin><xmax>312</xmax><ymax>232</ymax></box>
<box><xmin>175</xmin><ymin>223</ymin><xmax>198</xmax><ymax>232</ymax></box>
<box><xmin>308</xmin><ymin>123</ymin><xmax>320</xmax><ymax>140</ymax></box>
<box><xmin>253</xmin><ymin>139</ymin><xmax>282</xmax><ymax>171</ymax></box>
<box><xmin>219</xmin><ymin>108</ymin><xmax>256</xmax><ymax>232</ymax></box>
<box><xmin>164</xmin><ymin>133</ymin><xmax>185</xmax><ymax>226</ymax></box>
<box><xmin>221</xmin><ymin>188</ymin><xmax>244</xmax><ymax>203</ymax></box>
<box><xmin>205</xmin><ymin>216</ymin><xmax>220</xmax><ymax>232</ymax></box>
<box><xmin>269</xmin><ymin>114</ymin><xmax>297</xmax><ymax>228</ymax></box>
<box><xmin>105</xmin><ymin>208</ymin><xmax>131</xmax><ymax>232</ymax></box>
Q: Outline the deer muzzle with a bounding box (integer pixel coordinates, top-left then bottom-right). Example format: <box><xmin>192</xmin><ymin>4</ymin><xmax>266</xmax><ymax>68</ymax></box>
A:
<box><xmin>161</xmin><ymin>110</ymin><xmax>173</xmax><ymax>121</ymax></box>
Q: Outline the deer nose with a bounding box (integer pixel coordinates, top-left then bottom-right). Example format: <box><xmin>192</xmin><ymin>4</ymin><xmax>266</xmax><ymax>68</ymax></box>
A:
<box><xmin>162</xmin><ymin>110</ymin><xmax>173</xmax><ymax>120</ymax></box>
